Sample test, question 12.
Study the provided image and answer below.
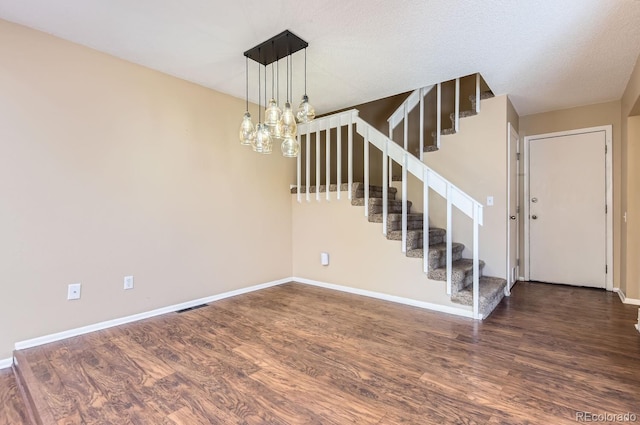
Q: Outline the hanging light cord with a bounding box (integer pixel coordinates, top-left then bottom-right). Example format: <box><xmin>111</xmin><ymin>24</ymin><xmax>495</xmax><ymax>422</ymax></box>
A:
<box><xmin>257</xmin><ymin>52</ymin><xmax>261</xmax><ymax>123</ymax></box>
<box><xmin>245</xmin><ymin>56</ymin><xmax>249</xmax><ymax>112</ymax></box>
<box><xmin>304</xmin><ymin>48</ymin><xmax>307</xmax><ymax>96</ymax></box>
<box><xmin>286</xmin><ymin>55</ymin><xmax>290</xmax><ymax>103</ymax></box>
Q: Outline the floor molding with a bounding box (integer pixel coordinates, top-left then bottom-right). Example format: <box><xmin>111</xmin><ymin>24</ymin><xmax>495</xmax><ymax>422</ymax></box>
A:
<box><xmin>293</xmin><ymin>277</ymin><xmax>475</xmax><ymax>319</ymax></box>
<box><xmin>614</xmin><ymin>288</ymin><xmax>640</xmax><ymax>306</ymax></box>
<box><xmin>15</xmin><ymin>278</ymin><xmax>291</xmax><ymax>351</ymax></box>
<box><xmin>0</xmin><ymin>357</ymin><xmax>13</xmax><ymax>369</ymax></box>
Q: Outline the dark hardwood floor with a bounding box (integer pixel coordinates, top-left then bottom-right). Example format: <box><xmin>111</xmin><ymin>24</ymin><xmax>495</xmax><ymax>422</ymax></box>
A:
<box><xmin>0</xmin><ymin>368</ymin><xmax>29</xmax><ymax>425</ymax></box>
<box><xmin>4</xmin><ymin>281</ymin><xmax>640</xmax><ymax>424</ymax></box>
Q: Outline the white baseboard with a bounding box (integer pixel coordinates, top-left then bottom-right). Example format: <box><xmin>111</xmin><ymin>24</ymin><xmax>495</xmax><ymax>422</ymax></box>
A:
<box><xmin>636</xmin><ymin>324</ymin><xmax>639</xmax><ymax>333</ymax></box>
<box><xmin>614</xmin><ymin>288</ymin><xmax>640</xmax><ymax>306</ymax></box>
<box><xmin>293</xmin><ymin>277</ymin><xmax>475</xmax><ymax>319</ymax></box>
<box><xmin>15</xmin><ymin>278</ymin><xmax>291</xmax><ymax>351</ymax></box>
<box><xmin>0</xmin><ymin>357</ymin><xmax>13</xmax><ymax>369</ymax></box>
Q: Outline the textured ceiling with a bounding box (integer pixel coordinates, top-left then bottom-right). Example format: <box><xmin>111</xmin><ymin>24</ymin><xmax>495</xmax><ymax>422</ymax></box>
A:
<box><xmin>1</xmin><ymin>0</ymin><xmax>640</xmax><ymax>116</ymax></box>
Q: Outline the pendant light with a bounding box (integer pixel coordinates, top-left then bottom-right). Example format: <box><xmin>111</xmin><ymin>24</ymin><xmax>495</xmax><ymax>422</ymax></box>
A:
<box><xmin>239</xmin><ymin>57</ymin><xmax>255</xmax><ymax>145</ymax></box>
<box><xmin>251</xmin><ymin>56</ymin><xmax>272</xmax><ymax>153</ymax></box>
<box><xmin>296</xmin><ymin>48</ymin><xmax>315</xmax><ymax>123</ymax></box>
<box><xmin>264</xmin><ymin>62</ymin><xmax>283</xmax><ymax>140</ymax></box>
<box><xmin>240</xmin><ymin>30</ymin><xmax>312</xmax><ymax>158</ymax></box>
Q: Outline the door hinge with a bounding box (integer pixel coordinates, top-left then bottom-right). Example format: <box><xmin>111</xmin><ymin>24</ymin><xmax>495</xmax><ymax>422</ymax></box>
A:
<box><xmin>605</xmin><ymin>204</ymin><xmax>608</xmax><ymax>214</ymax></box>
<box><xmin>605</xmin><ymin>145</ymin><xmax>608</xmax><ymax>154</ymax></box>
<box><xmin>516</xmin><ymin>152</ymin><xmax>521</xmax><ymax>160</ymax></box>
<box><xmin>606</xmin><ymin>265</ymin><xmax>608</xmax><ymax>274</ymax></box>
<box><xmin>517</xmin><ymin>206</ymin><xmax>520</xmax><ymax>214</ymax></box>
<box><xmin>517</xmin><ymin>259</ymin><xmax>520</xmax><ymax>266</ymax></box>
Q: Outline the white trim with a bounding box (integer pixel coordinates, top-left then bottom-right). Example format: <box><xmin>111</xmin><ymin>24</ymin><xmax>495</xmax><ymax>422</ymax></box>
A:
<box><xmin>635</xmin><ymin>324</ymin><xmax>639</xmax><ymax>333</ymax></box>
<box><xmin>0</xmin><ymin>357</ymin><xmax>13</xmax><ymax>369</ymax></box>
<box><xmin>614</xmin><ymin>288</ymin><xmax>640</xmax><ymax>306</ymax></box>
<box><xmin>506</xmin><ymin>122</ymin><xmax>519</xmax><ymax>294</ymax></box>
<box><xmin>293</xmin><ymin>277</ymin><xmax>476</xmax><ymax>319</ymax></box>
<box><xmin>15</xmin><ymin>278</ymin><xmax>290</xmax><ymax>351</ymax></box>
<box><xmin>523</xmin><ymin>125</ymin><xmax>613</xmax><ymax>290</ymax></box>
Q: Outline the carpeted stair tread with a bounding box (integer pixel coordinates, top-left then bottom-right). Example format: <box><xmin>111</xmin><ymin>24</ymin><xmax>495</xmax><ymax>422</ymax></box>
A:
<box><xmin>368</xmin><ymin>213</ymin><xmax>424</xmax><ymax>223</ymax></box>
<box><xmin>386</xmin><ymin>228</ymin><xmax>446</xmax><ymax>247</ymax></box>
<box><xmin>450</xmin><ymin>276</ymin><xmax>506</xmax><ymax>318</ymax></box>
<box><xmin>449</xmin><ymin>110</ymin><xmax>477</xmax><ymax>122</ymax></box>
<box><xmin>428</xmin><ymin>258</ymin><xmax>485</xmax><ymax>293</ymax></box>
<box><xmin>429</xmin><ymin>242</ymin><xmax>464</xmax><ymax>255</ymax></box>
<box><xmin>404</xmin><ymin>240</ymin><xmax>463</xmax><ymax>261</ymax></box>
<box><xmin>352</xmin><ymin>198</ymin><xmax>411</xmax><ymax>208</ymax></box>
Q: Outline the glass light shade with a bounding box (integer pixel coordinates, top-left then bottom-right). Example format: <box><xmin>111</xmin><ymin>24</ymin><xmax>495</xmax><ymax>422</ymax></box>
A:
<box><xmin>252</xmin><ymin>123</ymin><xmax>266</xmax><ymax>153</ymax></box>
<box><xmin>281</xmin><ymin>134</ymin><xmax>300</xmax><ymax>157</ymax></box>
<box><xmin>269</xmin><ymin>117</ymin><xmax>285</xmax><ymax>141</ymax></box>
<box><xmin>239</xmin><ymin>112</ymin><xmax>255</xmax><ymax>146</ymax></box>
<box><xmin>296</xmin><ymin>95</ymin><xmax>315</xmax><ymax>123</ymax></box>
<box><xmin>264</xmin><ymin>98</ymin><xmax>282</xmax><ymax>131</ymax></box>
<box><xmin>253</xmin><ymin>123</ymin><xmax>272</xmax><ymax>154</ymax></box>
<box><xmin>261</xmin><ymin>132</ymin><xmax>273</xmax><ymax>154</ymax></box>
<box><xmin>280</xmin><ymin>102</ymin><xmax>297</xmax><ymax>137</ymax></box>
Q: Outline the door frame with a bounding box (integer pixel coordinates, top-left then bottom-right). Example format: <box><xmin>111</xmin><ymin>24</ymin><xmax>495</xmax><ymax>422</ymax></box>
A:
<box><xmin>506</xmin><ymin>122</ymin><xmax>520</xmax><ymax>294</ymax></box>
<box><xmin>523</xmin><ymin>125</ymin><xmax>613</xmax><ymax>290</ymax></box>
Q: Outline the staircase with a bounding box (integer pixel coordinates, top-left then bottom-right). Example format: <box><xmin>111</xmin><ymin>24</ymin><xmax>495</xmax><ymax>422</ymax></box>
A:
<box><xmin>427</xmin><ymin>91</ymin><xmax>496</xmax><ymax>151</ymax></box>
<box><xmin>296</xmin><ymin>72</ymin><xmax>508</xmax><ymax>319</ymax></box>
<box><xmin>294</xmin><ymin>182</ymin><xmax>506</xmax><ymax>318</ymax></box>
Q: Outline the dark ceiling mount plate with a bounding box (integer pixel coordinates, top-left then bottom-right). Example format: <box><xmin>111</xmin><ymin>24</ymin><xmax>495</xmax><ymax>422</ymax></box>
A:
<box><xmin>244</xmin><ymin>30</ymin><xmax>308</xmax><ymax>66</ymax></box>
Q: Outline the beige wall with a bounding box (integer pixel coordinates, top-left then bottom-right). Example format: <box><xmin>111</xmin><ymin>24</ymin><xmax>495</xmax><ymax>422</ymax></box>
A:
<box><xmin>621</xmin><ymin>55</ymin><xmax>640</xmax><ymax>299</ymax></box>
<box><xmin>519</xmin><ymin>101</ymin><xmax>622</xmax><ymax>288</ymax></box>
<box><xmin>0</xmin><ymin>20</ymin><xmax>295</xmax><ymax>359</ymax></box>
<box><xmin>291</xmin><ymin>194</ymin><xmax>468</xmax><ymax>310</ymax></box>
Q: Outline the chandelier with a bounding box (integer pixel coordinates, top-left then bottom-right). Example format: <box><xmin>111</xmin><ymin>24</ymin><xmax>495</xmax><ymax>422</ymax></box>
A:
<box><xmin>239</xmin><ymin>30</ymin><xmax>315</xmax><ymax>157</ymax></box>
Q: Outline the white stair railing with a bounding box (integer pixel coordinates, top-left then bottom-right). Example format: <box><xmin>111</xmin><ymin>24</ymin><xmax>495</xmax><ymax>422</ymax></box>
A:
<box><xmin>297</xmin><ymin>109</ymin><xmax>484</xmax><ymax>319</ymax></box>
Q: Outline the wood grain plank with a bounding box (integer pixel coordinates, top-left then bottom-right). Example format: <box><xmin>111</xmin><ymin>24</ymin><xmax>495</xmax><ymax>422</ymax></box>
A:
<box><xmin>10</xmin><ymin>281</ymin><xmax>640</xmax><ymax>424</ymax></box>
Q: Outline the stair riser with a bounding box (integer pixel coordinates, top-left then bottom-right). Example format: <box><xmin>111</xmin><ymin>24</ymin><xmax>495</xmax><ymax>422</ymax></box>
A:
<box><xmin>386</xmin><ymin>219</ymin><xmax>424</xmax><ymax>232</ymax></box>
<box><xmin>370</xmin><ymin>204</ymin><xmax>410</xmax><ymax>215</ymax></box>
<box><xmin>386</xmin><ymin>229</ymin><xmax>447</xmax><ymax>248</ymax></box>
<box><xmin>428</xmin><ymin>264</ymin><xmax>485</xmax><ymax>294</ymax></box>
<box><xmin>428</xmin><ymin>249</ymin><xmax>464</xmax><ymax>270</ymax></box>
<box><xmin>355</xmin><ymin>189</ymin><xmax>396</xmax><ymax>200</ymax></box>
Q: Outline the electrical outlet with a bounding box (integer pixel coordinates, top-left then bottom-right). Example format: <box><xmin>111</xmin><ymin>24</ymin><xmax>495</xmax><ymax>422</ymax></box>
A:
<box><xmin>67</xmin><ymin>283</ymin><xmax>81</xmax><ymax>300</ymax></box>
<box><xmin>486</xmin><ymin>196</ymin><xmax>494</xmax><ymax>206</ymax></box>
<box><xmin>124</xmin><ymin>275</ymin><xmax>134</xmax><ymax>290</ymax></box>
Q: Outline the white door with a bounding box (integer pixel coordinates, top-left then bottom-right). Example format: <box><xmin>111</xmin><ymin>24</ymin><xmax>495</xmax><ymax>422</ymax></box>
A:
<box><xmin>507</xmin><ymin>123</ymin><xmax>519</xmax><ymax>291</ymax></box>
<box><xmin>528</xmin><ymin>130</ymin><xmax>606</xmax><ymax>288</ymax></box>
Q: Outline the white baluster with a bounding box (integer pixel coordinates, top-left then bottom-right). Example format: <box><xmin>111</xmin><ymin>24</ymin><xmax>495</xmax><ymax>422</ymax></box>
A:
<box><xmin>316</xmin><ymin>127</ymin><xmax>320</xmax><ymax>201</ymax></box>
<box><xmin>364</xmin><ymin>126</ymin><xmax>369</xmax><ymax>217</ymax></box>
<box><xmin>382</xmin><ymin>140</ymin><xmax>388</xmax><ymax>236</ymax></box>
<box><xmin>455</xmin><ymin>78</ymin><xmax>460</xmax><ymax>133</ymax></box>
<box><xmin>306</xmin><ymin>126</ymin><xmax>310</xmax><ymax>202</ymax></box>
<box><xmin>337</xmin><ymin>123</ymin><xmax>342</xmax><ymax>200</ymax></box>
<box><xmin>297</xmin><ymin>132</ymin><xmax>301</xmax><ymax>203</ymax></box>
<box><xmin>403</xmin><ymin>103</ymin><xmax>408</xmax><ymax>151</ymax></box>
<box><xmin>473</xmin><ymin>203</ymin><xmax>480</xmax><ymax>319</ymax></box>
<box><xmin>476</xmin><ymin>73</ymin><xmax>481</xmax><ymax>114</ymax></box>
<box><xmin>437</xmin><ymin>83</ymin><xmax>442</xmax><ymax>149</ymax></box>
<box><xmin>402</xmin><ymin>152</ymin><xmax>408</xmax><ymax>253</ymax></box>
<box><xmin>348</xmin><ymin>115</ymin><xmax>353</xmax><ymax>200</ymax></box>
<box><xmin>446</xmin><ymin>183</ymin><xmax>452</xmax><ymax>296</ymax></box>
<box><xmin>423</xmin><ymin>168</ymin><xmax>429</xmax><ymax>274</ymax></box>
<box><xmin>326</xmin><ymin>123</ymin><xmax>330</xmax><ymax>201</ymax></box>
<box><xmin>419</xmin><ymin>87</ymin><xmax>424</xmax><ymax>161</ymax></box>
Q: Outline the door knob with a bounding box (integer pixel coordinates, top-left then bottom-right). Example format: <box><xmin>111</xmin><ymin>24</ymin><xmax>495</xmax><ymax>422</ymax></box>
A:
<box><xmin>510</xmin><ymin>216</ymin><xmax>516</xmax><ymax>220</ymax></box>
<box><xmin>531</xmin><ymin>198</ymin><xmax>538</xmax><ymax>203</ymax></box>
<box><xmin>532</xmin><ymin>215</ymin><xmax>538</xmax><ymax>220</ymax></box>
